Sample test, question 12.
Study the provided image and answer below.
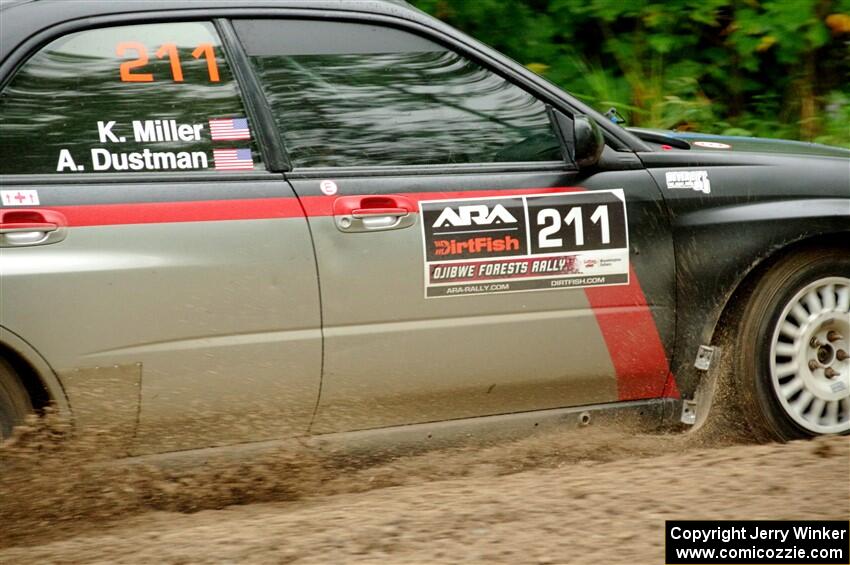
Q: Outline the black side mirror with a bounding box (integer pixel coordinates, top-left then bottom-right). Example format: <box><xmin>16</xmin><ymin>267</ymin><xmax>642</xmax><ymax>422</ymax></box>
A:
<box><xmin>549</xmin><ymin>108</ymin><xmax>605</xmax><ymax>169</ymax></box>
<box><xmin>573</xmin><ymin>114</ymin><xmax>604</xmax><ymax>168</ymax></box>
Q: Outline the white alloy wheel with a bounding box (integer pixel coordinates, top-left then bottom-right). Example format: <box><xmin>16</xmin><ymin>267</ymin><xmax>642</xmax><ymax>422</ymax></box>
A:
<box><xmin>769</xmin><ymin>277</ymin><xmax>850</xmax><ymax>434</ymax></box>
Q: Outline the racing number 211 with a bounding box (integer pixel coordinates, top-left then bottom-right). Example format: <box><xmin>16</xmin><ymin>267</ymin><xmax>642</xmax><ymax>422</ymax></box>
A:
<box><xmin>538</xmin><ymin>205</ymin><xmax>610</xmax><ymax>248</ymax></box>
<box><xmin>117</xmin><ymin>42</ymin><xmax>220</xmax><ymax>83</ymax></box>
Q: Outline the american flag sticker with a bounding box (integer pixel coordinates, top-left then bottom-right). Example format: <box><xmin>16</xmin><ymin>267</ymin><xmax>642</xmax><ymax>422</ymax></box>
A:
<box><xmin>213</xmin><ymin>148</ymin><xmax>254</xmax><ymax>171</ymax></box>
<box><xmin>209</xmin><ymin>117</ymin><xmax>251</xmax><ymax>141</ymax></box>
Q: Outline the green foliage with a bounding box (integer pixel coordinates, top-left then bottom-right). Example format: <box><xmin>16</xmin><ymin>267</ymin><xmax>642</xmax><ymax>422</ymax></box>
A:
<box><xmin>413</xmin><ymin>0</ymin><xmax>850</xmax><ymax>147</ymax></box>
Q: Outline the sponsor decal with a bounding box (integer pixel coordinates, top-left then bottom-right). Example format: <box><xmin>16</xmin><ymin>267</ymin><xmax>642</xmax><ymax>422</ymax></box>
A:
<box><xmin>320</xmin><ymin>180</ymin><xmax>339</xmax><ymax>196</ymax></box>
<box><xmin>433</xmin><ymin>235</ymin><xmax>521</xmax><ymax>256</ymax></box>
<box><xmin>432</xmin><ymin>203</ymin><xmax>517</xmax><ymax>228</ymax></box>
<box><xmin>692</xmin><ymin>140</ymin><xmax>731</xmax><ymax>149</ymax></box>
<box><xmin>1</xmin><ymin>190</ymin><xmax>39</xmax><ymax>206</ymax></box>
<box><xmin>665</xmin><ymin>170</ymin><xmax>711</xmax><ymax>194</ymax></box>
<box><xmin>420</xmin><ymin>190</ymin><xmax>630</xmax><ymax>297</ymax></box>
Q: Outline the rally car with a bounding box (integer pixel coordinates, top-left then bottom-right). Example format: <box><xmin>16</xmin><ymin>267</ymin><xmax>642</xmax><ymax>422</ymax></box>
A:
<box><xmin>0</xmin><ymin>0</ymin><xmax>848</xmax><ymax>455</ymax></box>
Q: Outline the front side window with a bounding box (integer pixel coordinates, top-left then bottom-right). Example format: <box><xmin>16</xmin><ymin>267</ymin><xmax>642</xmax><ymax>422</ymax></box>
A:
<box><xmin>235</xmin><ymin>20</ymin><xmax>561</xmax><ymax>169</ymax></box>
<box><xmin>0</xmin><ymin>22</ymin><xmax>262</xmax><ymax>175</ymax></box>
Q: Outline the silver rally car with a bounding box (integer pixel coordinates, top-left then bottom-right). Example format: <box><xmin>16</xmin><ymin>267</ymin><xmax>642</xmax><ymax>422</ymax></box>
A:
<box><xmin>0</xmin><ymin>0</ymin><xmax>848</xmax><ymax>456</ymax></box>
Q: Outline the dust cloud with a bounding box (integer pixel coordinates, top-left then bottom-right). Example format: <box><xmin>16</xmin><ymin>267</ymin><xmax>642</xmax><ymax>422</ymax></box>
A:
<box><xmin>0</xmin><ymin>407</ymin><xmax>847</xmax><ymax>563</ymax></box>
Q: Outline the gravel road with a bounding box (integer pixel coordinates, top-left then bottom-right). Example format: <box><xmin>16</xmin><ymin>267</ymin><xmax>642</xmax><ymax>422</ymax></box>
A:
<box><xmin>1</xmin><ymin>421</ymin><xmax>847</xmax><ymax>564</ymax></box>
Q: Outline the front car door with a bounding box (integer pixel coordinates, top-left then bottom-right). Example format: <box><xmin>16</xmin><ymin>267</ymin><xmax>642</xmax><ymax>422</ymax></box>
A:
<box><xmin>233</xmin><ymin>16</ymin><xmax>677</xmax><ymax>433</ymax></box>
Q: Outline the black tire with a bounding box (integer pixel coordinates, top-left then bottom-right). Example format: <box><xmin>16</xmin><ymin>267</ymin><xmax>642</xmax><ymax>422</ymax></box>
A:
<box><xmin>0</xmin><ymin>357</ymin><xmax>32</xmax><ymax>441</ymax></box>
<box><xmin>733</xmin><ymin>247</ymin><xmax>850</xmax><ymax>441</ymax></box>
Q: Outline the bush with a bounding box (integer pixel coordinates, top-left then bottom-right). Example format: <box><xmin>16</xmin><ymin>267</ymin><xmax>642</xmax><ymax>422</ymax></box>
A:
<box><xmin>413</xmin><ymin>0</ymin><xmax>850</xmax><ymax>147</ymax></box>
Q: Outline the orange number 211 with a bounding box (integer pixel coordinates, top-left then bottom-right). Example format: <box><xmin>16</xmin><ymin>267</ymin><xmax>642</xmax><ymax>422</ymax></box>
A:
<box><xmin>117</xmin><ymin>42</ymin><xmax>220</xmax><ymax>83</ymax></box>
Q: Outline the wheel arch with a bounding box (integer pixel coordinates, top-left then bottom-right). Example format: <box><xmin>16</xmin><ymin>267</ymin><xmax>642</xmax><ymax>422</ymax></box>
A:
<box><xmin>707</xmin><ymin>231</ymin><xmax>850</xmax><ymax>347</ymax></box>
<box><xmin>0</xmin><ymin>326</ymin><xmax>70</xmax><ymax>414</ymax></box>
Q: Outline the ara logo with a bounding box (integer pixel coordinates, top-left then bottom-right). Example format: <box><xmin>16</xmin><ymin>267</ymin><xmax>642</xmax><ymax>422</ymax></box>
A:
<box><xmin>432</xmin><ymin>204</ymin><xmax>518</xmax><ymax>228</ymax></box>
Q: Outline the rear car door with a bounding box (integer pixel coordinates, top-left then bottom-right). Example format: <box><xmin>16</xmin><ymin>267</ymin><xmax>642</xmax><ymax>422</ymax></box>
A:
<box><xmin>0</xmin><ymin>21</ymin><xmax>321</xmax><ymax>453</ymax></box>
<box><xmin>234</xmin><ymin>18</ymin><xmax>677</xmax><ymax>433</ymax></box>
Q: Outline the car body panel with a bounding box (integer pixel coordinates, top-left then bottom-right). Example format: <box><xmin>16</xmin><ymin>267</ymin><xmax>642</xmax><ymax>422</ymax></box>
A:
<box><xmin>0</xmin><ymin>177</ymin><xmax>322</xmax><ymax>451</ymax></box>
<box><xmin>628</xmin><ymin>128</ymin><xmax>850</xmax><ymax>158</ymax></box>
<box><xmin>639</xmin><ymin>151</ymin><xmax>850</xmax><ymax>398</ymax></box>
<box><xmin>288</xmin><ymin>167</ymin><xmax>677</xmax><ymax>433</ymax></box>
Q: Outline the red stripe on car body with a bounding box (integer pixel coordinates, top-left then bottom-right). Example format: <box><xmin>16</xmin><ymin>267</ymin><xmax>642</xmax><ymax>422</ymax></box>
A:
<box><xmin>661</xmin><ymin>372</ymin><xmax>682</xmax><ymax>399</ymax></box>
<box><xmin>20</xmin><ymin>188</ymin><xmax>585</xmax><ymax>227</ymax></box>
<box><xmin>39</xmin><ymin>197</ymin><xmax>304</xmax><ymax>227</ymax></box>
<box><xmin>584</xmin><ymin>266</ymin><xmax>676</xmax><ymax>400</ymax></box>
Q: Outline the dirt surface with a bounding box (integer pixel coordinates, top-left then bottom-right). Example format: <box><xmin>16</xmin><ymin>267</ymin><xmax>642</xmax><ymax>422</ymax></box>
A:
<box><xmin>1</xmin><ymin>417</ymin><xmax>848</xmax><ymax>564</ymax></box>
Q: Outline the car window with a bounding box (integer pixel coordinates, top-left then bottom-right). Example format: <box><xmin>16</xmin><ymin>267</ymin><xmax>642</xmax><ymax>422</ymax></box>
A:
<box><xmin>234</xmin><ymin>19</ymin><xmax>561</xmax><ymax>169</ymax></box>
<box><xmin>0</xmin><ymin>22</ymin><xmax>262</xmax><ymax>175</ymax></box>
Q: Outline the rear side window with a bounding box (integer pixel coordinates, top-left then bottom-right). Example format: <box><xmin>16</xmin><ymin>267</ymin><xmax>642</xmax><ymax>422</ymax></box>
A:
<box><xmin>234</xmin><ymin>20</ymin><xmax>561</xmax><ymax>169</ymax></box>
<box><xmin>0</xmin><ymin>22</ymin><xmax>262</xmax><ymax>175</ymax></box>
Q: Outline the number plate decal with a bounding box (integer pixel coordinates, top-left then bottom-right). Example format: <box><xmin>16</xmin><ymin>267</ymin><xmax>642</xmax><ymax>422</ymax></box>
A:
<box><xmin>419</xmin><ymin>189</ymin><xmax>629</xmax><ymax>298</ymax></box>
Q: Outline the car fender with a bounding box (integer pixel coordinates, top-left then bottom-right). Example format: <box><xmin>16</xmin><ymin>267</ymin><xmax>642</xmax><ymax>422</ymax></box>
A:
<box><xmin>0</xmin><ymin>324</ymin><xmax>70</xmax><ymax>413</ymax></box>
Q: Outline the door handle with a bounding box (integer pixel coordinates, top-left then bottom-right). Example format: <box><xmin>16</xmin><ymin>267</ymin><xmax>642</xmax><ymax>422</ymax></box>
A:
<box><xmin>352</xmin><ymin>207</ymin><xmax>408</xmax><ymax>218</ymax></box>
<box><xmin>333</xmin><ymin>195</ymin><xmax>416</xmax><ymax>232</ymax></box>
<box><xmin>0</xmin><ymin>209</ymin><xmax>68</xmax><ymax>247</ymax></box>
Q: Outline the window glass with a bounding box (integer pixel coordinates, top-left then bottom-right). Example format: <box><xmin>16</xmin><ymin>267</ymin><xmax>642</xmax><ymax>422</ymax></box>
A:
<box><xmin>0</xmin><ymin>22</ymin><xmax>262</xmax><ymax>175</ymax></box>
<box><xmin>235</xmin><ymin>20</ymin><xmax>561</xmax><ymax>169</ymax></box>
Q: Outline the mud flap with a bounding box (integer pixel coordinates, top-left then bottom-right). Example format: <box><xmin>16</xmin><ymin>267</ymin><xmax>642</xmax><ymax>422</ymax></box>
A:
<box><xmin>686</xmin><ymin>346</ymin><xmax>723</xmax><ymax>432</ymax></box>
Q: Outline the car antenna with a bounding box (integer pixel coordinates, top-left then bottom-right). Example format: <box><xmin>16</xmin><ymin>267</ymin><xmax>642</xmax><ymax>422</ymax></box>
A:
<box><xmin>604</xmin><ymin>107</ymin><xmax>626</xmax><ymax>125</ymax></box>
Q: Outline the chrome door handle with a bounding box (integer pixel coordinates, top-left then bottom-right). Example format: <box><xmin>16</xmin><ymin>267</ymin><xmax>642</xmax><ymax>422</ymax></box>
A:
<box><xmin>0</xmin><ymin>223</ymin><xmax>58</xmax><ymax>234</ymax></box>
<box><xmin>351</xmin><ymin>207</ymin><xmax>408</xmax><ymax>218</ymax></box>
<box><xmin>333</xmin><ymin>196</ymin><xmax>417</xmax><ymax>233</ymax></box>
<box><xmin>0</xmin><ymin>210</ymin><xmax>68</xmax><ymax>247</ymax></box>
<box><xmin>337</xmin><ymin>210</ymin><xmax>415</xmax><ymax>232</ymax></box>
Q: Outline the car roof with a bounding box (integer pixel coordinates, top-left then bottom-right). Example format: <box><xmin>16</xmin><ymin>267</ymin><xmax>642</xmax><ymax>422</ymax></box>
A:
<box><xmin>0</xmin><ymin>0</ymin><xmax>429</xmax><ymax>65</ymax></box>
<box><xmin>0</xmin><ymin>0</ymin><xmax>415</xmax><ymax>11</ymax></box>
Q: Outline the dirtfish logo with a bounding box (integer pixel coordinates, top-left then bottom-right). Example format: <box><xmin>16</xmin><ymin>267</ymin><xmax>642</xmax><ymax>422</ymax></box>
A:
<box><xmin>433</xmin><ymin>204</ymin><xmax>518</xmax><ymax>228</ymax></box>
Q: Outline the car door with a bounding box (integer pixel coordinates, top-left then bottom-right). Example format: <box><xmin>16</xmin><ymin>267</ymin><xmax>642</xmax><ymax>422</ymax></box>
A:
<box><xmin>0</xmin><ymin>20</ymin><xmax>321</xmax><ymax>453</ymax></box>
<box><xmin>233</xmin><ymin>18</ymin><xmax>677</xmax><ymax>433</ymax></box>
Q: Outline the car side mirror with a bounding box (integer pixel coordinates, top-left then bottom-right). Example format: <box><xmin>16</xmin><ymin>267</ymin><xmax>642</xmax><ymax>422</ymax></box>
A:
<box><xmin>549</xmin><ymin>109</ymin><xmax>605</xmax><ymax>169</ymax></box>
<box><xmin>573</xmin><ymin>114</ymin><xmax>604</xmax><ymax>168</ymax></box>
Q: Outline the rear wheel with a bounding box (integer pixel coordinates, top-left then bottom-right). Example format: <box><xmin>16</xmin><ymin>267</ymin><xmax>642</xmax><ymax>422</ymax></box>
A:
<box><xmin>734</xmin><ymin>249</ymin><xmax>850</xmax><ymax>440</ymax></box>
<box><xmin>0</xmin><ymin>357</ymin><xmax>33</xmax><ymax>441</ymax></box>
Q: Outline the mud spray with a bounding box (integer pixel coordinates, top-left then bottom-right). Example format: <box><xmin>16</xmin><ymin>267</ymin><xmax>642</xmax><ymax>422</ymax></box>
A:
<box><xmin>1</xmin><ymin>403</ymin><xmax>847</xmax><ymax>563</ymax></box>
